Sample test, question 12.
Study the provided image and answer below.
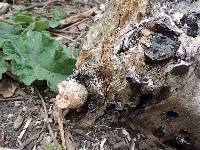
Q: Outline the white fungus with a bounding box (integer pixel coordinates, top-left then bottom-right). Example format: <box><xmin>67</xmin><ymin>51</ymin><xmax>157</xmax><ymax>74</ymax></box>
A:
<box><xmin>56</xmin><ymin>79</ymin><xmax>88</xmax><ymax>110</ymax></box>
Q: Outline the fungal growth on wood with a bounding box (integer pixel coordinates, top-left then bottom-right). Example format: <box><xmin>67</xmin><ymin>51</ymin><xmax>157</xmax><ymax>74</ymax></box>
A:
<box><xmin>56</xmin><ymin>79</ymin><xmax>88</xmax><ymax>110</ymax></box>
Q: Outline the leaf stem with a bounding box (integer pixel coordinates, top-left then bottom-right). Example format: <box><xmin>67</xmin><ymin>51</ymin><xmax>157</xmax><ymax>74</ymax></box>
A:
<box><xmin>0</xmin><ymin>18</ymin><xmax>16</xmax><ymax>25</ymax></box>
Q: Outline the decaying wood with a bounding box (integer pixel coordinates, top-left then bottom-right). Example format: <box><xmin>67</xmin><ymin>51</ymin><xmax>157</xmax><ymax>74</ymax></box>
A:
<box><xmin>56</xmin><ymin>0</ymin><xmax>200</xmax><ymax>149</ymax></box>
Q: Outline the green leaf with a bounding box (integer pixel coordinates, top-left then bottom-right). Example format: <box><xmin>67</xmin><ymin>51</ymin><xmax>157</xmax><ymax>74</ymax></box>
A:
<box><xmin>49</xmin><ymin>9</ymin><xmax>68</xmax><ymax>28</ymax></box>
<box><xmin>0</xmin><ymin>22</ymin><xmax>22</xmax><ymax>40</ymax></box>
<box><xmin>0</xmin><ymin>53</ymin><xmax>6</xmax><ymax>80</ymax></box>
<box><xmin>52</xmin><ymin>9</ymin><xmax>68</xmax><ymax>21</ymax></box>
<box><xmin>15</xmin><ymin>14</ymin><xmax>33</xmax><ymax>24</ymax></box>
<box><xmin>3</xmin><ymin>31</ymin><xmax>76</xmax><ymax>92</ymax></box>
<box><xmin>49</xmin><ymin>19</ymin><xmax>60</xmax><ymax>28</ymax></box>
<box><xmin>34</xmin><ymin>18</ymin><xmax>49</xmax><ymax>31</ymax></box>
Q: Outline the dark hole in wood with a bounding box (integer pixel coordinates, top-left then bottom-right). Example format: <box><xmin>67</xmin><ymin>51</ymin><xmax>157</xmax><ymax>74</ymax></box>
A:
<box><xmin>166</xmin><ymin>110</ymin><xmax>179</xmax><ymax>120</ymax></box>
<box><xmin>136</xmin><ymin>93</ymin><xmax>154</xmax><ymax>108</ymax></box>
<box><xmin>153</xmin><ymin>24</ymin><xmax>177</xmax><ymax>39</ymax></box>
<box><xmin>164</xmin><ymin>138</ymin><xmax>193</xmax><ymax>150</ymax></box>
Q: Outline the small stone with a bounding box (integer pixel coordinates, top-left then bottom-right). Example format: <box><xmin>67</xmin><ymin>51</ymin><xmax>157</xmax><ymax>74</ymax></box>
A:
<box><xmin>173</xmin><ymin>12</ymin><xmax>184</xmax><ymax>22</ymax></box>
<box><xmin>14</xmin><ymin>101</ymin><xmax>22</xmax><ymax>107</ymax></box>
<box><xmin>13</xmin><ymin>114</ymin><xmax>24</xmax><ymax>130</ymax></box>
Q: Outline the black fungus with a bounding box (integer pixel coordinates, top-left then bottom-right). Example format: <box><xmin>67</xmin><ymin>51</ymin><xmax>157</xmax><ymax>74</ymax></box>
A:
<box><xmin>180</xmin><ymin>12</ymin><xmax>200</xmax><ymax>37</ymax></box>
<box><xmin>170</xmin><ymin>64</ymin><xmax>189</xmax><ymax>76</ymax></box>
<box><xmin>143</xmin><ymin>33</ymin><xmax>179</xmax><ymax>64</ymax></box>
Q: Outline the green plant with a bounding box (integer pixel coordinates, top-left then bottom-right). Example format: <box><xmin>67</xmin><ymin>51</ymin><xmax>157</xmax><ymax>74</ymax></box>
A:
<box><xmin>45</xmin><ymin>143</ymin><xmax>64</xmax><ymax>150</ymax></box>
<box><xmin>0</xmin><ymin>10</ymin><xmax>76</xmax><ymax>92</ymax></box>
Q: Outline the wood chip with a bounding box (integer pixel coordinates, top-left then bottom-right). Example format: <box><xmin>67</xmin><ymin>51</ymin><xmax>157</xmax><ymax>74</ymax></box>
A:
<box><xmin>17</xmin><ymin>117</ymin><xmax>32</xmax><ymax>144</ymax></box>
<box><xmin>13</xmin><ymin>115</ymin><xmax>24</xmax><ymax>130</ymax></box>
<box><xmin>100</xmin><ymin>138</ymin><xmax>106</xmax><ymax>150</ymax></box>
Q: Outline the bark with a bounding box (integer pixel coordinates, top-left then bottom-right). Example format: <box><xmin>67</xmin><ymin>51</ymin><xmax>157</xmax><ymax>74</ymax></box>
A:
<box><xmin>58</xmin><ymin>0</ymin><xmax>200</xmax><ymax>149</ymax></box>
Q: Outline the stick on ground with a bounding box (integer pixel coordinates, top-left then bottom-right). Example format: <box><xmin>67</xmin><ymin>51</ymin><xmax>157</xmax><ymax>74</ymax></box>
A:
<box><xmin>35</xmin><ymin>88</ymin><xmax>59</xmax><ymax>148</ymax></box>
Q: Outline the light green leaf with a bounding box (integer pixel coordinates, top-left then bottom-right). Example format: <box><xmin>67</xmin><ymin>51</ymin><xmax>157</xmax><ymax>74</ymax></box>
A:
<box><xmin>15</xmin><ymin>14</ymin><xmax>33</xmax><ymax>24</ymax></box>
<box><xmin>34</xmin><ymin>18</ymin><xmax>49</xmax><ymax>31</ymax></box>
<box><xmin>49</xmin><ymin>9</ymin><xmax>68</xmax><ymax>28</ymax></box>
<box><xmin>0</xmin><ymin>22</ymin><xmax>22</xmax><ymax>40</ymax></box>
<box><xmin>49</xmin><ymin>19</ymin><xmax>60</xmax><ymax>28</ymax></box>
<box><xmin>3</xmin><ymin>31</ymin><xmax>76</xmax><ymax>92</ymax></box>
<box><xmin>0</xmin><ymin>53</ymin><xmax>6</xmax><ymax>80</ymax></box>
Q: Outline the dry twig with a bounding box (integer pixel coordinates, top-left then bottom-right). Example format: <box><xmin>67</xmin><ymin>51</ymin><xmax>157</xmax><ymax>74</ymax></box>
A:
<box><xmin>60</xmin><ymin>7</ymin><xmax>96</xmax><ymax>27</ymax></box>
<box><xmin>0</xmin><ymin>96</ymin><xmax>29</xmax><ymax>102</ymax></box>
<box><xmin>54</xmin><ymin>104</ymin><xmax>77</xmax><ymax>150</ymax></box>
<box><xmin>56</xmin><ymin>108</ymin><xmax>66</xmax><ymax>149</ymax></box>
<box><xmin>51</xmin><ymin>32</ymin><xmax>75</xmax><ymax>42</ymax></box>
<box><xmin>70</xmin><ymin>31</ymin><xmax>87</xmax><ymax>45</ymax></box>
<box><xmin>48</xmin><ymin>29</ymin><xmax>81</xmax><ymax>35</ymax></box>
<box><xmin>0</xmin><ymin>147</ymin><xmax>20</xmax><ymax>150</ymax></box>
<box><xmin>19</xmin><ymin>124</ymin><xmax>45</xmax><ymax>150</ymax></box>
<box><xmin>17</xmin><ymin>117</ymin><xmax>32</xmax><ymax>145</ymax></box>
<box><xmin>61</xmin><ymin>18</ymin><xmax>90</xmax><ymax>31</ymax></box>
<box><xmin>20</xmin><ymin>0</ymin><xmax>65</xmax><ymax>11</ymax></box>
<box><xmin>35</xmin><ymin>88</ymin><xmax>59</xmax><ymax>148</ymax></box>
<box><xmin>55</xmin><ymin>106</ymin><xmax>77</xmax><ymax>150</ymax></box>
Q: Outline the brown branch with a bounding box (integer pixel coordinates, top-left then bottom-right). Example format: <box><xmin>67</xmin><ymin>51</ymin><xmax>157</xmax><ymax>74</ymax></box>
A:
<box><xmin>57</xmin><ymin>108</ymin><xmax>66</xmax><ymax>149</ymax></box>
<box><xmin>61</xmin><ymin>18</ymin><xmax>90</xmax><ymax>31</ymax></box>
<box><xmin>19</xmin><ymin>124</ymin><xmax>45</xmax><ymax>150</ymax></box>
<box><xmin>0</xmin><ymin>96</ymin><xmax>29</xmax><ymax>102</ymax></box>
<box><xmin>51</xmin><ymin>32</ymin><xmax>75</xmax><ymax>42</ymax></box>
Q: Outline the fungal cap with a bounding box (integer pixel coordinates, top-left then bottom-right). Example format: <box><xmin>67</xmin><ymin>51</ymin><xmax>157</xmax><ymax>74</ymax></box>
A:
<box><xmin>56</xmin><ymin>79</ymin><xmax>88</xmax><ymax>110</ymax></box>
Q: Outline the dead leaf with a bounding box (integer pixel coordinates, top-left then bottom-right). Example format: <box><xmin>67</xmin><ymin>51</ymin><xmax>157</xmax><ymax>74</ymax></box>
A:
<box><xmin>0</xmin><ymin>79</ymin><xmax>17</xmax><ymax>98</ymax></box>
<box><xmin>60</xmin><ymin>7</ymin><xmax>97</xmax><ymax>26</ymax></box>
<box><xmin>0</xmin><ymin>132</ymin><xmax>5</xmax><ymax>145</ymax></box>
<box><xmin>0</xmin><ymin>3</ymin><xmax>9</xmax><ymax>15</ymax></box>
<box><xmin>15</xmin><ymin>87</ymin><xmax>27</xmax><ymax>97</ymax></box>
